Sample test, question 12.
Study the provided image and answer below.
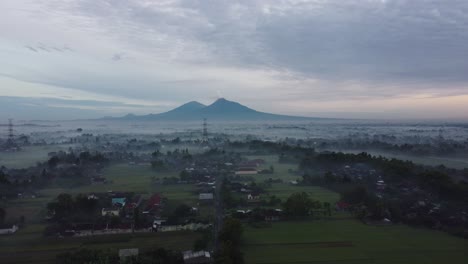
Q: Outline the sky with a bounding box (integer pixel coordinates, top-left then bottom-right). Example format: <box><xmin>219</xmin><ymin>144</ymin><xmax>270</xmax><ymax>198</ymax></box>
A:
<box><xmin>0</xmin><ymin>0</ymin><xmax>468</xmax><ymax>120</ymax></box>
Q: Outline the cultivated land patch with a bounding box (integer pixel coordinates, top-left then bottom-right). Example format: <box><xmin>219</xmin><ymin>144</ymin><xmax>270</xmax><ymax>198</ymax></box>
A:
<box><xmin>243</xmin><ymin>220</ymin><xmax>468</xmax><ymax>264</ymax></box>
<box><xmin>0</xmin><ymin>224</ymin><xmax>200</xmax><ymax>264</ymax></box>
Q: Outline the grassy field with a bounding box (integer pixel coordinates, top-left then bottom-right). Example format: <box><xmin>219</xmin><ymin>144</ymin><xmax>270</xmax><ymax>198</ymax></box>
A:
<box><xmin>3</xmin><ymin>163</ymin><xmax>206</xmax><ymax>223</ymax></box>
<box><xmin>0</xmin><ymin>224</ymin><xmax>201</xmax><ymax>264</ymax></box>
<box><xmin>0</xmin><ymin>145</ymin><xmax>73</xmax><ymax>169</ymax></box>
<box><xmin>39</xmin><ymin>163</ymin><xmax>181</xmax><ymax>196</ymax></box>
<box><xmin>243</xmin><ymin>220</ymin><xmax>468</xmax><ymax>264</ymax></box>
<box><xmin>245</xmin><ymin>155</ymin><xmax>301</xmax><ymax>182</ymax></box>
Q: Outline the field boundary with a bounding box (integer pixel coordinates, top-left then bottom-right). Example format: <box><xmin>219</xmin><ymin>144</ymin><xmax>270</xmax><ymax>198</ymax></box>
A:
<box><xmin>246</xmin><ymin>241</ymin><xmax>354</xmax><ymax>247</ymax></box>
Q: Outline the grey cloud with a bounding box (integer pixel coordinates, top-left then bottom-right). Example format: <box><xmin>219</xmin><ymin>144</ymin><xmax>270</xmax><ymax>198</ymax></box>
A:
<box><xmin>112</xmin><ymin>52</ymin><xmax>124</xmax><ymax>61</ymax></box>
<box><xmin>53</xmin><ymin>0</ymin><xmax>468</xmax><ymax>86</ymax></box>
<box><xmin>2</xmin><ymin>0</ymin><xmax>468</xmax><ymax>119</ymax></box>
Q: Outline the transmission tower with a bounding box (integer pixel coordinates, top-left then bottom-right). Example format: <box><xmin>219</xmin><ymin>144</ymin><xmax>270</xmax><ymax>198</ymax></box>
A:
<box><xmin>7</xmin><ymin>119</ymin><xmax>14</xmax><ymax>143</ymax></box>
<box><xmin>202</xmin><ymin>118</ymin><xmax>208</xmax><ymax>142</ymax></box>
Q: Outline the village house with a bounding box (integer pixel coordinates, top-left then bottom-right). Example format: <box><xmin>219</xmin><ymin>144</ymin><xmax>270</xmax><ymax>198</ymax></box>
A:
<box><xmin>247</xmin><ymin>192</ymin><xmax>261</xmax><ymax>201</ymax></box>
<box><xmin>101</xmin><ymin>207</ymin><xmax>120</xmax><ymax>217</ymax></box>
<box><xmin>0</xmin><ymin>224</ymin><xmax>19</xmax><ymax>235</ymax></box>
<box><xmin>183</xmin><ymin>250</ymin><xmax>211</xmax><ymax>264</ymax></box>
<box><xmin>199</xmin><ymin>193</ymin><xmax>214</xmax><ymax>203</ymax></box>
<box><xmin>112</xmin><ymin>197</ymin><xmax>126</xmax><ymax>207</ymax></box>
<box><xmin>91</xmin><ymin>176</ymin><xmax>107</xmax><ymax>185</ymax></box>
<box><xmin>144</xmin><ymin>193</ymin><xmax>163</xmax><ymax>214</ymax></box>
<box><xmin>235</xmin><ymin>167</ymin><xmax>258</xmax><ymax>175</ymax></box>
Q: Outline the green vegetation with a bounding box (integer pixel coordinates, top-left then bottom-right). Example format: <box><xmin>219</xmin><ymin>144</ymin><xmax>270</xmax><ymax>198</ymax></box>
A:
<box><xmin>216</xmin><ymin>218</ymin><xmax>244</xmax><ymax>264</ymax></box>
<box><xmin>339</xmin><ymin>150</ymin><xmax>468</xmax><ymax>170</ymax></box>
<box><xmin>0</xmin><ymin>224</ymin><xmax>200</xmax><ymax>264</ymax></box>
<box><xmin>267</xmin><ymin>183</ymin><xmax>340</xmax><ymax>204</ymax></box>
<box><xmin>245</xmin><ymin>155</ymin><xmax>299</xmax><ymax>181</ymax></box>
<box><xmin>243</xmin><ymin>220</ymin><xmax>468</xmax><ymax>264</ymax></box>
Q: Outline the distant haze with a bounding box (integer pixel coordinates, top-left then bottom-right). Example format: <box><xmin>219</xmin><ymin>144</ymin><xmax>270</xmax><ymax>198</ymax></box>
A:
<box><xmin>1</xmin><ymin>1</ymin><xmax>468</xmax><ymax>120</ymax></box>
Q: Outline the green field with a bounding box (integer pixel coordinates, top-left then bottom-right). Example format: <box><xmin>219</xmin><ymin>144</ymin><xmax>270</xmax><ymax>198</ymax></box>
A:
<box><xmin>245</xmin><ymin>155</ymin><xmax>301</xmax><ymax>182</ymax></box>
<box><xmin>3</xmin><ymin>163</ymin><xmax>208</xmax><ymax>223</ymax></box>
<box><xmin>0</xmin><ymin>162</ymin><xmax>210</xmax><ymax>263</ymax></box>
<box><xmin>0</xmin><ymin>224</ymin><xmax>201</xmax><ymax>264</ymax></box>
<box><xmin>243</xmin><ymin>220</ymin><xmax>468</xmax><ymax>264</ymax></box>
<box><xmin>0</xmin><ymin>145</ymin><xmax>73</xmax><ymax>169</ymax></box>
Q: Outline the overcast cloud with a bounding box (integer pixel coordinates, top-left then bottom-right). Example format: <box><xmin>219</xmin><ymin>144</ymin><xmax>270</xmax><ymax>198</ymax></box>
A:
<box><xmin>1</xmin><ymin>0</ymin><xmax>468</xmax><ymax>120</ymax></box>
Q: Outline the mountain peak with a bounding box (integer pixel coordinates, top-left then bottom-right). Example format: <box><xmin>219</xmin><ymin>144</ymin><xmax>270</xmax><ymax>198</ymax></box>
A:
<box><xmin>109</xmin><ymin>98</ymin><xmax>315</xmax><ymax>121</ymax></box>
<box><xmin>215</xmin><ymin>97</ymin><xmax>228</xmax><ymax>102</ymax></box>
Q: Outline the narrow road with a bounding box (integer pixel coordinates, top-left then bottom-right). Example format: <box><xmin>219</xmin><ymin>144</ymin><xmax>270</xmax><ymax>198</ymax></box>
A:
<box><xmin>213</xmin><ymin>172</ymin><xmax>224</xmax><ymax>253</ymax></box>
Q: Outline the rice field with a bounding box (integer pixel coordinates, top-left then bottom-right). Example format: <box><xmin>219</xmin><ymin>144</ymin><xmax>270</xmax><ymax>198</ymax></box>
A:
<box><xmin>243</xmin><ymin>220</ymin><xmax>468</xmax><ymax>264</ymax></box>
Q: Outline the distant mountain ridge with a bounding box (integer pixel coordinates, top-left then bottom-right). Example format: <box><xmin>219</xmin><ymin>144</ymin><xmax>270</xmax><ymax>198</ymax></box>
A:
<box><xmin>105</xmin><ymin>98</ymin><xmax>318</xmax><ymax>121</ymax></box>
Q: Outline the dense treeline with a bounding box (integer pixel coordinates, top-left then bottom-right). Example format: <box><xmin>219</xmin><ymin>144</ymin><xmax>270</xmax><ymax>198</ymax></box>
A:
<box><xmin>300</xmin><ymin>151</ymin><xmax>467</xmax><ymax>201</ymax></box>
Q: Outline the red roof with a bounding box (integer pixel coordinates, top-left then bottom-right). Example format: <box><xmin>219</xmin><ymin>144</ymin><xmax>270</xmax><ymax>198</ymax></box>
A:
<box><xmin>336</xmin><ymin>201</ymin><xmax>351</xmax><ymax>209</ymax></box>
<box><xmin>145</xmin><ymin>194</ymin><xmax>162</xmax><ymax>211</ymax></box>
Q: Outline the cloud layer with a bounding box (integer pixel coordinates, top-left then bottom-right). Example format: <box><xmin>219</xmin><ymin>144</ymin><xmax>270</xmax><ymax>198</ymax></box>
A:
<box><xmin>1</xmin><ymin>0</ymin><xmax>468</xmax><ymax>119</ymax></box>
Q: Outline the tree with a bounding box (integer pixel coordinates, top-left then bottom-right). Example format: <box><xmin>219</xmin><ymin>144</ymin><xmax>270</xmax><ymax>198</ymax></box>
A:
<box><xmin>0</xmin><ymin>207</ymin><xmax>6</xmax><ymax>224</ymax></box>
<box><xmin>133</xmin><ymin>207</ymin><xmax>141</xmax><ymax>229</ymax></box>
<box><xmin>152</xmin><ymin>150</ymin><xmax>162</xmax><ymax>158</ymax></box>
<box><xmin>324</xmin><ymin>171</ymin><xmax>337</xmax><ymax>184</ymax></box>
<box><xmin>173</xmin><ymin>204</ymin><xmax>192</xmax><ymax>218</ymax></box>
<box><xmin>0</xmin><ymin>171</ymin><xmax>10</xmax><ymax>184</ymax></box>
<box><xmin>47</xmin><ymin>193</ymin><xmax>74</xmax><ymax>219</ymax></box>
<box><xmin>48</xmin><ymin>156</ymin><xmax>60</xmax><ymax>168</ymax></box>
<box><xmin>283</xmin><ymin>192</ymin><xmax>314</xmax><ymax>217</ymax></box>
<box><xmin>56</xmin><ymin>249</ymin><xmax>119</xmax><ymax>264</ymax></box>
<box><xmin>216</xmin><ymin>218</ymin><xmax>244</xmax><ymax>264</ymax></box>
<box><xmin>179</xmin><ymin>170</ymin><xmax>191</xmax><ymax>182</ymax></box>
<box><xmin>145</xmin><ymin>248</ymin><xmax>183</xmax><ymax>264</ymax></box>
<box><xmin>341</xmin><ymin>186</ymin><xmax>369</xmax><ymax>204</ymax></box>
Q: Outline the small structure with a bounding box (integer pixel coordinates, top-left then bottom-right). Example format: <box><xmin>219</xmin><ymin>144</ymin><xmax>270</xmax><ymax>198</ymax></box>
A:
<box><xmin>144</xmin><ymin>193</ymin><xmax>163</xmax><ymax>214</ymax></box>
<box><xmin>87</xmin><ymin>194</ymin><xmax>98</xmax><ymax>200</ymax></box>
<box><xmin>0</xmin><ymin>225</ymin><xmax>19</xmax><ymax>235</ymax></box>
<box><xmin>335</xmin><ymin>201</ymin><xmax>351</xmax><ymax>211</ymax></box>
<box><xmin>376</xmin><ymin>180</ymin><xmax>386</xmax><ymax>190</ymax></box>
<box><xmin>235</xmin><ymin>167</ymin><xmax>258</xmax><ymax>175</ymax></box>
<box><xmin>152</xmin><ymin>219</ymin><xmax>167</xmax><ymax>231</ymax></box>
<box><xmin>265</xmin><ymin>209</ymin><xmax>283</xmax><ymax>221</ymax></box>
<box><xmin>119</xmin><ymin>248</ymin><xmax>139</xmax><ymax>260</ymax></box>
<box><xmin>183</xmin><ymin>250</ymin><xmax>211</xmax><ymax>264</ymax></box>
<box><xmin>199</xmin><ymin>193</ymin><xmax>214</xmax><ymax>202</ymax></box>
<box><xmin>247</xmin><ymin>193</ymin><xmax>260</xmax><ymax>200</ymax></box>
<box><xmin>102</xmin><ymin>207</ymin><xmax>120</xmax><ymax>217</ymax></box>
<box><xmin>91</xmin><ymin>177</ymin><xmax>107</xmax><ymax>185</ymax></box>
<box><xmin>112</xmin><ymin>197</ymin><xmax>126</xmax><ymax>207</ymax></box>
